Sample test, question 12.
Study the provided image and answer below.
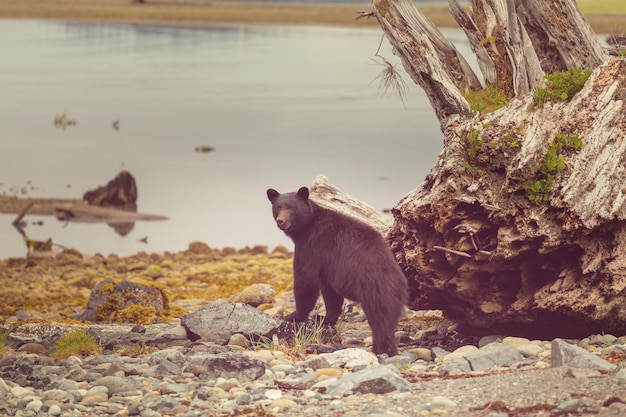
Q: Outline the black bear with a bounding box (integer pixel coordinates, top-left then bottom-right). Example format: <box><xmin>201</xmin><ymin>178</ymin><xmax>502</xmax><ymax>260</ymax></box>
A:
<box><xmin>266</xmin><ymin>186</ymin><xmax>408</xmax><ymax>356</ymax></box>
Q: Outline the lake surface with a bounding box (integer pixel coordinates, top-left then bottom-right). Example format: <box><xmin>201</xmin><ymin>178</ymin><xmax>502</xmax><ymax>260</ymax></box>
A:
<box><xmin>0</xmin><ymin>19</ymin><xmax>472</xmax><ymax>259</ymax></box>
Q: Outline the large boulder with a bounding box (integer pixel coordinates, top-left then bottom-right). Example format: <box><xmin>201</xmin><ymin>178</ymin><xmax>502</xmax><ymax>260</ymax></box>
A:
<box><xmin>81</xmin><ymin>279</ymin><xmax>168</xmax><ymax>324</ymax></box>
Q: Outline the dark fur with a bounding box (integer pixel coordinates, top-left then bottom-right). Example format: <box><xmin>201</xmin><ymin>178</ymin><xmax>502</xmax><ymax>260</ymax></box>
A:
<box><xmin>266</xmin><ymin>187</ymin><xmax>408</xmax><ymax>356</ymax></box>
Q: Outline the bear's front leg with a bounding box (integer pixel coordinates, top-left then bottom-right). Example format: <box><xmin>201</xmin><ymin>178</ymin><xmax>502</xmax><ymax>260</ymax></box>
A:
<box><xmin>320</xmin><ymin>286</ymin><xmax>344</xmax><ymax>326</ymax></box>
<box><xmin>284</xmin><ymin>276</ymin><xmax>320</xmax><ymax>322</ymax></box>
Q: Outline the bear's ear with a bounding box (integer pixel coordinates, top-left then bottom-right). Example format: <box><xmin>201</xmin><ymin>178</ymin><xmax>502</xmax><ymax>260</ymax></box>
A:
<box><xmin>297</xmin><ymin>187</ymin><xmax>309</xmax><ymax>201</ymax></box>
<box><xmin>267</xmin><ymin>189</ymin><xmax>280</xmax><ymax>203</ymax></box>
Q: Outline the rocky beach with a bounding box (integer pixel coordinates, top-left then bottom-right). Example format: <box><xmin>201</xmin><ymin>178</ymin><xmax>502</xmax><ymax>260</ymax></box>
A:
<box><xmin>1</xmin><ymin>245</ymin><xmax>626</xmax><ymax>416</ymax></box>
<box><xmin>2</xmin><ymin>0</ymin><xmax>626</xmax><ymax>415</ymax></box>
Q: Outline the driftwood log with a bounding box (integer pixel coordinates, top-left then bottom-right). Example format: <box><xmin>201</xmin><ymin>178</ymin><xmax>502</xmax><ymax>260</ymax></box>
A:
<box><xmin>310</xmin><ymin>174</ymin><xmax>392</xmax><ymax>235</ymax></box>
<box><xmin>331</xmin><ymin>0</ymin><xmax>626</xmax><ymax>338</ymax></box>
<box><xmin>2</xmin><ymin>171</ymin><xmax>167</xmax><ymax>230</ymax></box>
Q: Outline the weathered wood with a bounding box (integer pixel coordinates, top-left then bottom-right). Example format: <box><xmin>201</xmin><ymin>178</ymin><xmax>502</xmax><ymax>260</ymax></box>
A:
<box><xmin>54</xmin><ymin>204</ymin><xmax>168</xmax><ymax>224</ymax></box>
<box><xmin>309</xmin><ymin>174</ymin><xmax>392</xmax><ymax>235</ymax></box>
<box><xmin>0</xmin><ymin>196</ymin><xmax>167</xmax><ymax>224</ymax></box>
<box><xmin>371</xmin><ymin>0</ymin><xmax>482</xmax><ymax>121</ymax></box>
<box><xmin>372</xmin><ymin>0</ymin><xmax>606</xmax><ymax>121</ymax></box>
<box><xmin>449</xmin><ymin>0</ymin><xmax>544</xmax><ymax>96</ymax></box>
<box><xmin>368</xmin><ymin>0</ymin><xmax>626</xmax><ymax>338</ymax></box>
<box><xmin>0</xmin><ymin>196</ymin><xmax>86</xmax><ymax>216</ymax></box>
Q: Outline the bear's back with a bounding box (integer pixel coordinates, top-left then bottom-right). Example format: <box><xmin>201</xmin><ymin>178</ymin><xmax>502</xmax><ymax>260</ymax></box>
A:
<box><xmin>298</xmin><ymin>203</ymin><xmax>388</xmax><ymax>253</ymax></box>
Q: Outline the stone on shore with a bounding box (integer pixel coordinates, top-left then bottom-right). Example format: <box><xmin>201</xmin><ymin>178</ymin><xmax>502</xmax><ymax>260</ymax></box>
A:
<box><xmin>181</xmin><ymin>300</ymin><xmax>282</xmax><ymax>344</ymax></box>
<box><xmin>323</xmin><ymin>364</ymin><xmax>411</xmax><ymax>396</ymax></box>
<box><xmin>551</xmin><ymin>338</ymin><xmax>617</xmax><ymax>371</ymax></box>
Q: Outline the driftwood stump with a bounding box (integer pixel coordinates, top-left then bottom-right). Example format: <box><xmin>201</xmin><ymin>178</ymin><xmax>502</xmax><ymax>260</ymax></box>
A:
<box><xmin>360</xmin><ymin>0</ymin><xmax>626</xmax><ymax>338</ymax></box>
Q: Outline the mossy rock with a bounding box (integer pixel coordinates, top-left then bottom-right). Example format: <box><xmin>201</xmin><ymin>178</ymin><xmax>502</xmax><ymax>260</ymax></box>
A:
<box><xmin>81</xmin><ymin>279</ymin><xmax>169</xmax><ymax>324</ymax></box>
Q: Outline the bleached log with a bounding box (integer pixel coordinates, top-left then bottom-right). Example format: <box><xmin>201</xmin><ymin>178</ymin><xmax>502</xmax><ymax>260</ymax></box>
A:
<box><xmin>367</xmin><ymin>0</ymin><xmax>625</xmax><ymax>338</ymax></box>
<box><xmin>309</xmin><ymin>174</ymin><xmax>392</xmax><ymax>235</ymax></box>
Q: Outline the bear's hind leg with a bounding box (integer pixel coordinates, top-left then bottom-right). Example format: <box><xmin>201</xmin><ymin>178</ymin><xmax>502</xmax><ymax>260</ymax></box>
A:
<box><xmin>362</xmin><ymin>303</ymin><xmax>401</xmax><ymax>356</ymax></box>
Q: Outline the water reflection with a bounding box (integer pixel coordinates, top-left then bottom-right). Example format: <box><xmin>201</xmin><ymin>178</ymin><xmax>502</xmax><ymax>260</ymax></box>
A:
<box><xmin>0</xmin><ymin>20</ymin><xmax>453</xmax><ymax>259</ymax></box>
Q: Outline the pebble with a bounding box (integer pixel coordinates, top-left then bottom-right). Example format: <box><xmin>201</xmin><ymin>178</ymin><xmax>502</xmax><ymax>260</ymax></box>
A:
<box><xmin>0</xmin><ymin>326</ymin><xmax>625</xmax><ymax>417</ymax></box>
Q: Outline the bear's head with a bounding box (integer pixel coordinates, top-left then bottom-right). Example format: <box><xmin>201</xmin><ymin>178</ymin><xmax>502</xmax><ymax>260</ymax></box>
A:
<box><xmin>266</xmin><ymin>187</ymin><xmax>314</xmax><ymax>236</ymax></box>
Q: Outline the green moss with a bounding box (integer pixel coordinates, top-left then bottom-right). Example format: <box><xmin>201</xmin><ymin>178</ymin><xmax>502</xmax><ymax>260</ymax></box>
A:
<box><xmin>148</xmin><ymin>265</ymin><xmax>164</xmax><ymax>274</ymax></box>
<box><xmin>533</xmin><ymin>67</ymin><xmax>592</xmax><ymax>107</ymax></box>
<box><xmin>99</xmin><ymin>282</ymin><xmax>116</xmax><ymax>294</ymax></box>
<box><xmin>464</xmin><ymin>84</ymin><xmax>511</xmax><ymax>114</ymax></box>
<box><xmin>95</xmin><ymin>293</ymin><xmax>121</xmax><ymax>321</ymax></box>
<box><xmin>478</xmin><ymin>35</ymin><xmax>497</xmax><ymax>46</ymax></box>
<box><xmin>0</xmin><ymin>328</ymin><xmax>8</xmax><ymax>354</ymax></box>
<box><xmin>112</xmin><ymin>305</ymin><xmax>157</xmax><ymax>325</ymax></box>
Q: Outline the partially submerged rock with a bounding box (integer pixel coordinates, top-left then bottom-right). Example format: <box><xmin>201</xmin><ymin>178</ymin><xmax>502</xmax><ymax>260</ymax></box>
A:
<box><xmin>83</xmin><ymin>170</ymin><xmax>137</xmax><ymax>211</ymax></box>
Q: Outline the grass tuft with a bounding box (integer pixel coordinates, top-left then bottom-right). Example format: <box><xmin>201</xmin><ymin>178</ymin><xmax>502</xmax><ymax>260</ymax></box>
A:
<box><xmin>50</xmin><ymin>330</ymin><xmax>101</xmax><ymax>360</ymax></box>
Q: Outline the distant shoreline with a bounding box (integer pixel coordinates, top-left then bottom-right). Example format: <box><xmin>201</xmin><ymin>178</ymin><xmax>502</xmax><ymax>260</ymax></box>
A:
<box><xmin>1</xmin><ymin>0</ymin><xmax>624</xmax><ymax>33</ymax></box>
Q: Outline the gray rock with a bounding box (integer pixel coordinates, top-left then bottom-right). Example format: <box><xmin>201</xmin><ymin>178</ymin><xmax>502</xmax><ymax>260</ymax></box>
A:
<box><xmin>235</xmin><ymin>393</ymin><xmax>253</xmax><ymax>405</ymax></box>
<box><xmin>148</xmin><ymin>348</ymin><xmax>186</xmax><ymax>366</ymax></box>
<box><xmin>515</xmin><ymin>343</ymin><xmax>543</xmax><ymax>358</ymax></box>
<box><xmin>615</xmin><ymin>367</ymin><xmax>626</xmax><ymax>382</ymax></box>
<box><xmin>181</xmin><ymin>300</ymin><xmax>282</xmax><ymax>345</ymax></box>
<box><xmin>185</xmin><ymin>354</ymin><xmax>266</xmax><ymax>381</ymax></box>
<box><xmin>161</xmin><ymin>383</ymin><xmax>190</xmax><ymax>395</ymax></box>
<box><xmin>465</xmin><ymin>343</ymin><xmax>524</xmax><ymax>371</ymax></box>
<box><xmin>558</xmin><ymin>397</ymin><xmax>588</xmax><ymax>411</ymax></box>
<box><xmin>91</xmin><ymin>375</ymin><xmax>131</xmax><ymax>394</ymax></box>
<box><xmin>25</xmin><ymin>399</ymin><xmax>43</xmax><ymax>412</ymax></box>
<box><xmin>42</xmin><ymin>388</ymin><xmax>70</xmax><ymax>401</ymax></box>
<box><xmin>478</xmin><ymin>335</ymin><xmax>505</xmax><ymax>347</ymax></box>
<box><xmin>297</xmin><ymin>356</ymin><xmax>331</xmax><ymax>371</ymax></box>
<box><xmin>431</xmin><ymin>395</ymin><xmax>457</xmax><ymax>408</ymax></box>
<box><xmin>48</xmin><ymin>404</ymin><xmax>62</xmax><ymax>416</ymax></box>
<box><xmin>318</xmin><ymin>348</ymin><xmax>379</xmax><ymax>369</ymax></box>
<box><xmin>324</xmin><ymin>365</ymin><xmax>411</xmax><ymax>397</ymax></box>
<box><xmin>431</xmin><ymin>347</ymin><xmax>450</xmax><ymax>360</ymax></box>
<box><xmin>440</xmin><ymin>343</ymin><xmax>524</xmax><ymax>374</ymax></box>
<box><xmin>145</xmin><ymin>395</ymin><xmax>182</xmax><ymax>411</ymax></box>
<box><xmin>65</xmin><ymin>367</ymin><xmax>89</xmax><ymax>382</ymax></box>
<box><xmin>155</xmin><ymin>359</ymin><xmax>182</xmax><ymax>377</ymax></box>
<box><xmin>551</xmin><ymin>338</ymin><xmax>616</xmax><ymax>372</ymax></box>
<box><xmin>439</xmin><ymin>357</ymin><xmax>472</xmax><ymax>375</ymax></box>
<box><xmin>230</xmin><ymin>283</ymin><xmax>276</xmax><ymax>307</ymax></box>
<box><xmin>0</xmin><ymin>377</ymin><xmax>11</xmax><ymax>400</ymax></box>
<box><xmin>381</xmin><ymin>353</ymin><xmax>414</xmax><ymax>369</ymax></box>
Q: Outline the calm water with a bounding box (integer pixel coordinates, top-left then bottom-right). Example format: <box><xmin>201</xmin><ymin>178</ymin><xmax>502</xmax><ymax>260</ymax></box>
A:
<box><xmin>0</xmin><ymin>20</ymin><xmax>472</xmax><ymax>259</ymax></box>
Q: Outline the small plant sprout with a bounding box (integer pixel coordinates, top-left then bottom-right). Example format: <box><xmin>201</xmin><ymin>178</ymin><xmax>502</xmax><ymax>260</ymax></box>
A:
<box><xmin>533</xmin><ymin>67</ymin><xmax>592</xmax><ymax>107</ymax></box>
<box><xmin>527</xmin><ymin>133</ymin><xmax>583</xmax><ymax>204</ymax></box>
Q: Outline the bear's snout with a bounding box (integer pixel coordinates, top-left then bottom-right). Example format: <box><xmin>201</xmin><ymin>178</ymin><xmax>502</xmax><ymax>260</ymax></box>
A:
<box><xmin>276</xmin><ymin>218</ymin><xmax>289</xmax><ymax>230</ymax></box>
